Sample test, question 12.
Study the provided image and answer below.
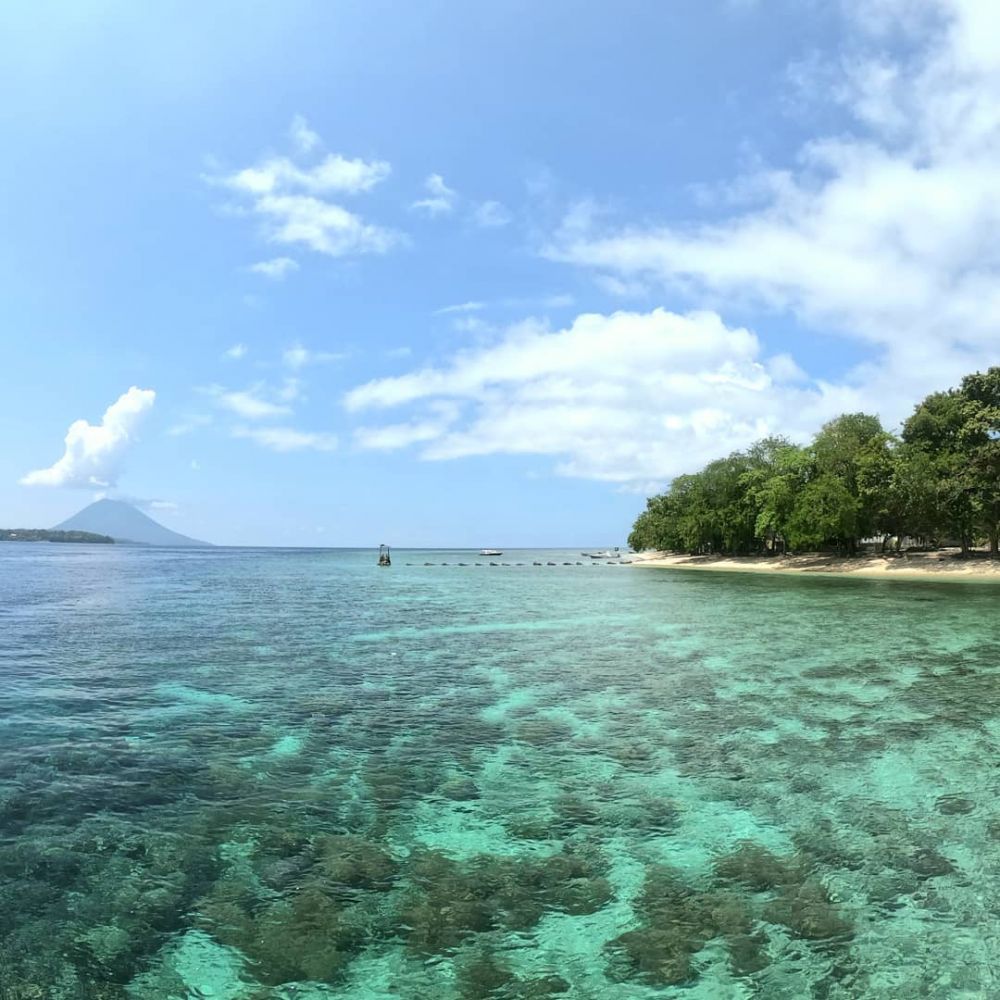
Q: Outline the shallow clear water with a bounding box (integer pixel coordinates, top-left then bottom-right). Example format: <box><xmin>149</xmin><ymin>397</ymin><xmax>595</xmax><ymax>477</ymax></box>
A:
<box><xmin>1</xmin><ymin>544</ymin><xmax>998</xmax><ymax>999</ymax></box>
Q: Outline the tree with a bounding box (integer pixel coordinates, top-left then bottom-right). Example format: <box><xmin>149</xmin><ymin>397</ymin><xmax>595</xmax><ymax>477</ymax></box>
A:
<box><xmin>811</xmin><ymin>413</ymin><xmax>887</xmax><ymax>548</ymax></box>
<box><xmin>785</xmin><ymin>474</ymin><xmax>859</xmax><ymax>553</ymax></box>
<box><xmin>903</xmin><ymin>381</ymin><xmax>985</xmax><ymax>553</ymax></box>
<box><xmin>629</xmin><ymin>368</ymin><xmax>1000</xmax><ymax>557</ymax></box>
<box><xmin>740</xmin><ymin>438</ymin><xmax>808</xmax><ymax>553</ymax></box>
<box><xmin>957</xmin><ymin>368</ymin><xmax>1000</xmax><ymax>556</ymax></box>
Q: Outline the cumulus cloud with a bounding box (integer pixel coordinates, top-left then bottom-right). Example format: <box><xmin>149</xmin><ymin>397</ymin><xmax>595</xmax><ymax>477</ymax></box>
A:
<box><xmin>211</xmin><ymin>118</ymin><xmax>399</xmax><ymax>259</ymax></box>
<box><xmin>346</xmin><ymin>309</ymin><xmax>852</xmax><ymax>485</ymax></box>
<box><xmin>21</xmin><ymin>387</ymin><xmax>156</xmax><ymax>489</ymax></box>
<box><xmin>232</xmin><ymin>426</ymin><xmax>337</xmax><ymax>452</ymax></box>
<box><xmin>411</xmin><ymin>174</ymin><xmax>458</xmax><ymax>216</ymax></box>
<box><xmin>546</xmin><ymin>0</ymin><xmax>1000</xmax><ymax>420</ymax></box>
<box><xmin>225</xmin><ymin>154</ymin><xmax>390</xmax><ymax>198</ymax></box>
<box><xmin>248</xmin><ymin>257</ymin><xmax>299</xmax><ymax>280</ymax></box>
<box><xmin>252</xmin><ymin>194</ymin><xmax>399</xmax><ymax>257</ymax></box>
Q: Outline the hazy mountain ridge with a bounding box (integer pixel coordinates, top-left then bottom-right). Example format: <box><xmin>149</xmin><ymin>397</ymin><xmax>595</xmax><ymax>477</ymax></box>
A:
<box><xmin>55</xmin><ymin>499</ymin><xmax>209</xmax><ymax>547</ymax></box>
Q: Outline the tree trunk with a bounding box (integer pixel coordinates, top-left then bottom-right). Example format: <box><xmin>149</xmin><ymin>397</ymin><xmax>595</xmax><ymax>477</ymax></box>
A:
<box><xmin>991</xmin><ymin>527</ymin><xmax>998</xmax><ymax>558</ymax></box>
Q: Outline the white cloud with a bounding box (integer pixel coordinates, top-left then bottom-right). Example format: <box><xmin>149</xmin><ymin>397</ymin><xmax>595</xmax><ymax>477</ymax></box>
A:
<box><xmin>289</xmin><ymin>114</ymin><xmax>321</xmax><ymax>155</ymax></box>
<box><xmin>355</xmin><ymin>418</ymin><xmax>452</xmax><ymax>451</ymax></box>
<box><xmin>232</xmin><ymin>426</ymin><xmax>338</xmax><ymax>452</ymax></box>
<box><xmin>224</xmin><ymin>343</ymin><xmax>248</xmax><ymax>359</ymax></box>
<box><xmin>21</xmin><ymin>387</ymin><xmax>156</xmax><ymax>489</ymax></box>
<box><xmin>282</xmin><ymin>343</ymin><xmax>348</xmax><ymax>370</ymax></box>
<box><xmin>435</xmin><ymin>301</ymin><xmax>485</xmax><ymax>315</ymax></box>
<box><xmin>411</xmin><ymin>173</ymin><xmax>458</xmax><ymax>216</ymax></box>
<box><xmin>435</xmin><ymin>295</ymin><xmax>574</xmax><ymax>316</ymax></box>
<box><xmin>451</xmin><ymin>315</ymin><xmax>492</xmax><ymax>334</ymax></box>
<box><xmin>472</xmin><ymin>200</ymin><xmax>512</xmax><ymax>227</ymax></box>
<box><xmin>211</xmin><ymin>119</ymin><xmax>398</xmax><ymax>259</ymax></box>
<box><xmin>277</xmin><ymin>377</ymin><xmax>303</xmax><ymax>402</ymax></box>
<box><xmin>167</xmin><ymin>414</ymin><xmax>213</xmax><ymax>437</ymax></box>
<box><xmin>346</xmin><ymin>309</ymin><xmax>850</xmax><ymax>485</ymax></box>
<box><xmin>546</xmin><ymin>0</ymin><xmax>1000</xmax><ymax>421</ymax></box>
<box><xmin>225</xmin><ymin>154</ymin><xmax>390</xmax><ymax>197</ymax></box>
<box><xmin>206</xmin><ymin>384</ymin><xmax>292</xmax><ymax>420</ymax></box>
<box><xmin>248</xmin><ymin>257</ymin><xmax>299</xmax><ymax>280</ymax></box>
<box><xmin>254</xmin><ymin>194</ymin><xmax>399</xmax><ymax>257</ymax></box>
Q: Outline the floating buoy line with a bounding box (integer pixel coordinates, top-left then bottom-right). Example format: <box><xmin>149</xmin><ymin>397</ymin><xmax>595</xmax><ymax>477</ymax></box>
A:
<box><xmin>398</xmin><ymin>560</ymin><xmax>633</xmax><ymax>567</ymax></box>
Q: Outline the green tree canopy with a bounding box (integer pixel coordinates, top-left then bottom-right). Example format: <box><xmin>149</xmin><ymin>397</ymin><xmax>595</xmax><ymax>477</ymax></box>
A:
<box><xmin>630</xmin><ymin>367</ymin><xmax>1000</xmax><ymax>557</ymax></box>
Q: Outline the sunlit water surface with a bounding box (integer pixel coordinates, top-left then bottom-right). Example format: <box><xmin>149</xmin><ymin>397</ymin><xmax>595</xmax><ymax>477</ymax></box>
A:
<box><xmin>1</xmin><ymin>544</ymin><xmax>997</xmax><ymax>998</ymax></box>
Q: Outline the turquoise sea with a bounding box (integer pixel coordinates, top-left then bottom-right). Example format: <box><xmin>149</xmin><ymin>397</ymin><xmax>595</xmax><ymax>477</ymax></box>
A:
<box><xmin>1</xmin><ymin>544</ymin><xmax>997</xmax><ymax>999</ymax></box>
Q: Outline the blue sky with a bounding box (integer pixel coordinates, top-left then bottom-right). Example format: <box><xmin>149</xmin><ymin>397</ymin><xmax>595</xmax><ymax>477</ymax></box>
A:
<box><xmin>2</xmin><ymin>0</ymin><xmax>998</xmax><ymax>545</ymax></box>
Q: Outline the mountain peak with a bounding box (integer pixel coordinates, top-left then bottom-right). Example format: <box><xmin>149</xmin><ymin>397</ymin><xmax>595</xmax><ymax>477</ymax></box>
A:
<box><xmin>55</xmin><ymin>500</ymin><xmax>209</xmax><ymax>547</ymax></box>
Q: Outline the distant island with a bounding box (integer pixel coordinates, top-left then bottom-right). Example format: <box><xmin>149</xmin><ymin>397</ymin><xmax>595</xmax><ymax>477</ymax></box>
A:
<box><xmin>1</xmin><ymin>499</ymin><xmax>210</xmax><ymax>548</ymax></box>
<box><xmin>630</xmin><ymin>366</ymin><xmax>1000</xmax><ymax>561</ymax></box>
<box><xmin>55</xmin><ymin>499</ymin><xmax>209</xmax><ymax>547</ymax></box>
<box><xmin>0</xmin><ymin>528</ymin><xmax>114</xmax><ymax>544</ymax></box>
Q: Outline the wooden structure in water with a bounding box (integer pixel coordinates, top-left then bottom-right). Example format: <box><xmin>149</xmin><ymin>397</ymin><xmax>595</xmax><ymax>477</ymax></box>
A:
<box><xmin>377</xmin><ymin>544</ymin><xmax>391</xmax><ymax>567</ymax></box>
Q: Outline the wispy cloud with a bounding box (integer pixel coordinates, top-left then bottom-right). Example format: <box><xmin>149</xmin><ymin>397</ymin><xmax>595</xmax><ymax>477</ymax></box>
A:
<box><xmin>289</xmin><ymin>113</ymin><xmax>321</xmax><ymax>155</ymax></box>
<box><xmin>434</xmin><ymin>301</ymin><xmax>485</xmax><ymax>315</ymax></box>
<box><xmin>451</xmin><ymin>315</ymin><xmax>492</xmax><ymax>334</ymax></box>
<box><xmin>109</xmin><ymin>493</ymin><xmax>179</xmax><ymax>514</ymax></box>
<box><xmin>282</xmin><ymin>343</ymin><xmax>348</xmax><ymax>370</ymax></box>
<box><xmin>277</xmin><ymin>377</ymin><xmax>303</xmax><ymax>402</ymax></box>
<box><xmin>224</xmin><ymin>343</ymin><xmax>248</xmax><ymax>360</ymax></box>
<box><xmin>167</xmin><ymin>414</ymin><xmax>213</xmax><ymax>437</ymax></box>
<box><xmin>411</xmin><ymin>173</ymin><xmax>458</xmax><ymax>216</ymax></box>
<box><xmin>434</xmin><ymin>294</ymin><xmax>574</xmax><ymax>316</ymax></box>
<box><xmin>209</xmin><ymin>118</ymin><xmax>399</xmax><ymax>259</ymax></box>
<box><xmin>205</xmin><ymin>384</ymin><xmax>292</xmax><ymax>420</ymax></box>
<box><xmin>232</xmin><ymin>426</ymin><xmax>337</xmax><ymax>452</ymax></box>
<box><xmin>248</xmin><ymin>257</ymin><xmax>299</xmax><ymax>280</ymax></box>
<box><xmin>21</xmin><ymin>387</ymin><xmax>156</xmax><ymax>489</ymax></box>
<box><xmin>471</xmin><ymin>200</ymin><xmax>511</xmax><ymax>228</ymax></box>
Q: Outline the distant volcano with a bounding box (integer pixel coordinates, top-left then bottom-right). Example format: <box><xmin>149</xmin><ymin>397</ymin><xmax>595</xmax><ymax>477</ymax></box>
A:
<box><xmin>55</xmin><ymin>499</ymin><xmax>209</xmax><ymax>547</ymax></box>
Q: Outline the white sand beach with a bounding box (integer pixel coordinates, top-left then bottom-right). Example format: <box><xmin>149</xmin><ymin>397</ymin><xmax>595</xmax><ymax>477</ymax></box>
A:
<box><xmin>631</xmin><ymin>549</ymin><xmax>1000</xmax><ymax>582</ymax></box>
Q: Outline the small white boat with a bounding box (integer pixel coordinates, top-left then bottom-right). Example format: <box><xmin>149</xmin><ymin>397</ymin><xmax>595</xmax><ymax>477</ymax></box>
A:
<box><xmin>479</xmin><ymin>548</ymin><xmax>503</xmax><ymax>556</ymax></box>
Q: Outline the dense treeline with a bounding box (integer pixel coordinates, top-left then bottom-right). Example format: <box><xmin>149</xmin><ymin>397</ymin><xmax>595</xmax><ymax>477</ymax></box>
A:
<box><xmin>0</xmin><ymin>529</ymin><xmax>114</xmax><ymax>544</ymax></box>
<box><xmin>629</xmin><ymin>367</ymin><xmax>1000</xmax><ymax>557</ymax></box>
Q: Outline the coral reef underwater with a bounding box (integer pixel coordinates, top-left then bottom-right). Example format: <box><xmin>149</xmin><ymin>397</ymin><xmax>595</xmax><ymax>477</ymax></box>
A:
<box><xmin>0</xmin><ymin>546</ymin><xmax>997</xmax><ymax>997</ymax></box>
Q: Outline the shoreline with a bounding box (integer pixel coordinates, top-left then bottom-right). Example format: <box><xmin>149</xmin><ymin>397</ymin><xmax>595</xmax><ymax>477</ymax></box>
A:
<box><xmin>631</xmin><ymin>549</ymin><xmax>1000</xmax><ymax>582</ymax></box>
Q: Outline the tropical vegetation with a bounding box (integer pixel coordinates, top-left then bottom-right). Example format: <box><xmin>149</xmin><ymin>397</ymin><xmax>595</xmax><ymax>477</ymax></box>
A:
<box><xmin>629</xmin><ymin>367</ymin><xmax>1000</xmax><ymax>557</ymax></box>
<box><xmin>0</xmin><ymin>529</ymin><xmax>114</xmax><ymax>544</ymax></box>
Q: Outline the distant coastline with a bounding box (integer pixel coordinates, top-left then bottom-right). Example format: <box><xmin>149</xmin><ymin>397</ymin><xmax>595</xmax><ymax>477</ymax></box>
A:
<box><xmin>631</xmin><ymin>549</ymin><xmax>1000</xmax><ymax>582</ymax></box>
<box><xmin>0</xmin><ymin>529</ymin><xmax>114</xmax><ymax>544</ymax></box>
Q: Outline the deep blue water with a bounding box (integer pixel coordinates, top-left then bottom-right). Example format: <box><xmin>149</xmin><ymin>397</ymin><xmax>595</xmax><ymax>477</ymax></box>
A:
<box><xmin>0</xmin><ymin>543</ymin><xmax>997</xmax><ymax>998</ymax></box>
